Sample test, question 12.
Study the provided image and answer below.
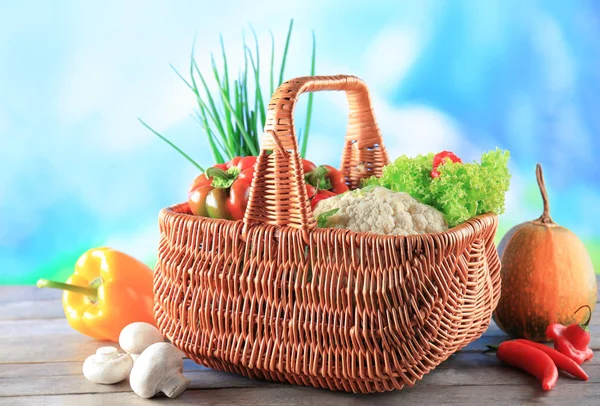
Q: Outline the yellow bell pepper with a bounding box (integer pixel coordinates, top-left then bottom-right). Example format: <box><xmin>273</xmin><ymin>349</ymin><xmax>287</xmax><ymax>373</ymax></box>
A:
<box><xmin>37</xmin><ymin>247</ymin><xmax>156</xmax><ymax>342</ymax></box>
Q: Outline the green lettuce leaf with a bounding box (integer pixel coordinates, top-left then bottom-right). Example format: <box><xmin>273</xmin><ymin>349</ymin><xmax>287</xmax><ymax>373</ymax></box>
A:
<box><xmin>361</xmin><ymin>149</ymin><xmax>510</xmax><ymax>227</ymax></box>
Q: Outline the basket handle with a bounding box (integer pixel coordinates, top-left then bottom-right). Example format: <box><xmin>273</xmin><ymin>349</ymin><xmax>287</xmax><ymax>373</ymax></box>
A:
<box><xmin>242</xmin><ymin>74</ymin><xmax>389</xmax><ymax>242</ymax></box>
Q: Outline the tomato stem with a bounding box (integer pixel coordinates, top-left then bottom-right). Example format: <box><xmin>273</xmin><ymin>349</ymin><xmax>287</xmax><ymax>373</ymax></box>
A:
<box><xmin>36</xmin><ymin>278</ymin><xmax>99</xmax><ymax>300</ymax></box>
<box><xmin>534</xmin><ymin>163</ymin><xmax>555</xmax><ymax>224</ymax></box>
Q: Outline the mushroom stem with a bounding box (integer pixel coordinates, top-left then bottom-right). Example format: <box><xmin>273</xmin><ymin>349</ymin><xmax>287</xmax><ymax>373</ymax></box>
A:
<box><xmin>162</xmin><ymin>374</ymin><xmax>190</xmax><ymax>399</ymax></box>
<box><xmin>129</xmin><ymin>342</ymin><xmax>189</xmax><ymax>399</ymax></box>
<box><xmin>94</xmin><ymin>347</ymin><xmax>120</xmax><ymax>362</ymax></box>
<box><xmin>534</xmin><ymin>163</ymin><xmax>554</xmax><ymax>224</ymax></box>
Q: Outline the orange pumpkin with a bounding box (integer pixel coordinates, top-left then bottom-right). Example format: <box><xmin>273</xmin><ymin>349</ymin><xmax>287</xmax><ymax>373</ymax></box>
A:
<box><xmin>493</xmin><ymin>164</ymin><xmax>597</xmax><ymax>342</ymax></box>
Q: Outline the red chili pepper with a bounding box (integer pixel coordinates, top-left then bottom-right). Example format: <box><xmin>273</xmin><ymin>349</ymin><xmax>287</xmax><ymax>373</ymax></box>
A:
<box><xmin>554</xmin><ymin>338</ymin><xmax>594</xmax><ymax>365</ymax></box>
<box><xmin>488</xmin><ymin>341</ymin><xmax>558</xmax><ymax>391</ymax></box>
<box><xmin>546</xmin><ymin>305</ymin><xmax>594</xmax><ymax>365</ymax></box>
<box><xmin>431</xmin><ymin>151</ymin><xmax>462</xmax><ymax>178</ymax></box>
<box><xmin>513</xmin><ymin>339</ymin><xmax>588</xmax><ymax>381</ymax></box>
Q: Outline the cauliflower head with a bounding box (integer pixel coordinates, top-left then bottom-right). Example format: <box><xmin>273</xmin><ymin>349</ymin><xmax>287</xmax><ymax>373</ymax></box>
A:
<box><xmin>313</xmin><ymin>186</ymin><xmax>448</xmax><ymax>235</ymax></box>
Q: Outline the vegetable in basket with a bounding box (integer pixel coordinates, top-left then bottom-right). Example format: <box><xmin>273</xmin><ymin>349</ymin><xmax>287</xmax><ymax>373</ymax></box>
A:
<box><xmin>313</xmin><ymin>185</ymin><xmax>448</xmax><ymax>235</ymax></box>
<box><xmin>36</xmin><ymin>248</ymin><xmax>156</xmax><ymax>342</ymax></box>
<box><xmin>188</xmin><ymin>156</ymin><xmax>257</xmax><ymax>220</ymax></box>
<box><xmin>362</xmin><ymin>149</ymin><xmax>510</xmax><ymax>227</ymax></box>
<box><xmin>304</xmin><ymin>164</ymin><xmax>349</xmax><ymax>209</ymax></box>
<box><xmin>189</xmin><ymin>157</ymin><xmax>343</xmax><ymax>219</ymax></box>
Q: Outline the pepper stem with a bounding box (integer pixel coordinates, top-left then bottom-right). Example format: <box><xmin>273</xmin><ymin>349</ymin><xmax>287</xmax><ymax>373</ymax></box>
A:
<box><xmin>305</xmin><ymin>165</ymin><xmax>331</xmax><ymax>191</ymax></box>
<box><xmin>36</xmin><ymin>278</ymin><xmax>98</xmax><ymax>300</ymax></box>
<box><xmin>484</xmin><ymin>345</ymin><xmax>499</xmax><ymax>353</ymax></box>
<box><xmin>534</xmin><ymin>163</ymin><xmax>554</xmax><ymax>224</ymax></box>
<box><xmin>206</xmin><ymin>167</ymin><xmax>240</xmax><ymax>189</ymax></box>
<box><xmin>574</xmin><ymin>305</ymin><xmax>593</xmax><ymax>330</ymax></box>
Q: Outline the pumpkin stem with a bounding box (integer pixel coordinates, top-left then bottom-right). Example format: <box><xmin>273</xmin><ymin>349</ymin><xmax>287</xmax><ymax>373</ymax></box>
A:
<box><xmin>535</xmin><ymin>163</ymin><xmax>554</xmax><ymax>224</ymax></box>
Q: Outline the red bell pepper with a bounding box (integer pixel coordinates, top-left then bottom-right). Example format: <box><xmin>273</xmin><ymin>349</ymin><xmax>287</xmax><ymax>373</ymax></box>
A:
<box><xmin>304</xmin><ymin>165</ymin><xmax>349</xmax><ymax>209</ymax></box>
<box><xmin>188</xmin><ymin>156</ymin><xmax>256</xmax><ymax>220</ymax></box>
<box><xmin>305</xmin><ymin>165</ymin><xmax>349</xmax><ymax>194</ymax></box>
<box><xmin>431</xmin><ymin>151</ymin><xmax>462</xmax><ymax>178</ymax></box>
<box><xmin>302</xmin><ymin>159</ymin><xmax>317</xmax><ymax>174</ymax></box>
<box><xmin>189</xmin><ymin>157</ymin><xmax>320</xmax><ymax>220</ymax></box>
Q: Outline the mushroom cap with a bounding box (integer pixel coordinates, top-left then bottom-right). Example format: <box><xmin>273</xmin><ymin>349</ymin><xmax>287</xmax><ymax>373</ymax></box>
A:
<box><xmin>130</xmin><ymin>342</ymin><xmax>189</xmax><ymax>399</ymax></box>
<box><xmin>82</xmin><ymin>346</ymin><xmax>133</xmax><ymax>384</ymax></box>
<box><xmin>119</xmin><ymin>322</ymin><xmax>164</xmax><ymax>356</ymax></box>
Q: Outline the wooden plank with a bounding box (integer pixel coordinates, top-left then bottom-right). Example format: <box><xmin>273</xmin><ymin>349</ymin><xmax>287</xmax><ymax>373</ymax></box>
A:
<box><xmin>2</xmin><ymin>313</ymin><xmax>600</xmax><ymax>363</ymax></box>
<box><xmin>0</xmin><ymin>299</ymin><xmax>63</xmax><ymax>321</ymax></box>
<box><xmin>0</xmin><ymin>369</ymin><xmax>280</xmax><ymax>397</ymax></box>
<box><xmin>2</xmin><ymin>351</ymin><xmax>597</xmax><ymax>379</ymax></box>
<box><xmin>439</xmin><ymin>350</ymin><xmax>600</xmax><ymax>369</ymax></box>
<box><xmin>2</xmin><ymin>382</ymin><xmax>600</xmax><ymax>406</ymax></box>
<box><xmin>0</xmin><ymin>286</ymin><xmax>60</xmax><ymax>303</ymax></box>
<box><xmin>0</xmin><ymin>355</ymin><xmax>596</xmax><ymax>397</ymax></box>
<box><xmin>0</xmin><ymin>359</ymin><xmax>211</xmax><ymax>379</ymax></box>
<box><xmin>0</xmin><ymin>318</ymin><xmax>106</xmax><ymax>363</ymax></box>
<box><xmin>0</xmin><ymin>277</ymin><xmax>597</xmax><ymax>405</ymax></box>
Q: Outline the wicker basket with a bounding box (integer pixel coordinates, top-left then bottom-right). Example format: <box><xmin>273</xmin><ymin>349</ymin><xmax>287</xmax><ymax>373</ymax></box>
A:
<box><xmin>154</xmin><ymin>75</ymin><xmax>501</xmax><ymax>394</ymax></box>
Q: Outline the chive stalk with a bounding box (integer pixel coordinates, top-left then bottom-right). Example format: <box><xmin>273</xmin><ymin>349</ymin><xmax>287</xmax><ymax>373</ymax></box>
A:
<box><xmin>141</xmin><ymin>19</ymin><xmax>316</xmax><ymax>171</ymax></box>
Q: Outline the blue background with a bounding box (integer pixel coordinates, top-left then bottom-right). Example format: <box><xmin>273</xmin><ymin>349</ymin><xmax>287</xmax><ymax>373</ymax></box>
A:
<box><xmin>1</xmin><ymin>0</ymin><xmax>599</xmax><ymax>284</ymax></box>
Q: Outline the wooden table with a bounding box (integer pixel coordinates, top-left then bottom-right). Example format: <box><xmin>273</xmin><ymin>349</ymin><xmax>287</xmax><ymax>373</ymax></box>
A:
<box><xmin>1</xmin><ymin>281</ymin><xmax>599</xmax><ymax>406</ymax></box>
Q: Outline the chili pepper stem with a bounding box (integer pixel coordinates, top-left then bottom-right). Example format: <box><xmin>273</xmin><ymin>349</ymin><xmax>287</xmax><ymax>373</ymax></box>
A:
<box><xmin>36</xmin><ymin>279</ymin><xmax>99</xmax><ymax>300</ymax></box>
<box><xmin>574</xmin><ymin>304</ymin><xmax>593</xmax><ymax>329</ymax></box>
<box><xmin>484</xmin><ymin>345</ymin><xmax>499</xmax><ymax>353</ymax></box>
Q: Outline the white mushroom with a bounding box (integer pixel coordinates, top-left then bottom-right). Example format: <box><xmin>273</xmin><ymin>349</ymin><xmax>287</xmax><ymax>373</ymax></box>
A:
<box><xmin>130</xmin><ymin>342</ymin><xmax>189</xmax><ymax>399</ymax></box>
<box><xmin>82</xmin><ymin>346</ymin><xmax>133</xmax><ymax>384</ymax></box>
<box><xmin>119</xmin><ymin>322</ymin><xmax>165</xmax><ymax>361</ymax></box>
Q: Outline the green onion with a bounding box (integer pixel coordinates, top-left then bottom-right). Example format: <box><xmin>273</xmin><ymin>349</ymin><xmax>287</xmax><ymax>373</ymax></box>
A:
<box><xmin>141</xmin><ymin>19</ymin><xmax>316</xmax><ymax>171</ymax></box>
<box><xmin>300</xmin><ymin>30</ymin><xmax>317</xmax><ymax>158</ymax></box>
<box><xmin>138</xmin><ymin>119</ymin><xmax>204</xmax><ymax>172</ymax></box>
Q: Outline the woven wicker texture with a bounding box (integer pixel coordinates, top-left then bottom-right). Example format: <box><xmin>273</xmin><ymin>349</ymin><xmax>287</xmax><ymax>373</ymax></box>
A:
<box><xmin>242</xmin><ymin>75</ymin><xmax>389</xmax><ymax>242</ymax></box>
<box><xmin>154</xmin><ymin>75</ymin><xmax>501</xmax><ymax>394</ymax></box>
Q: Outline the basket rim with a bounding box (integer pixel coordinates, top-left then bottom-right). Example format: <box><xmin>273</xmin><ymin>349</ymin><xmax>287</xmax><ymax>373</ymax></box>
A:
<box><xmin>159</xmin><ymin>202</ymin><xmax>498</xmax><ymax>241</ymax></box>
